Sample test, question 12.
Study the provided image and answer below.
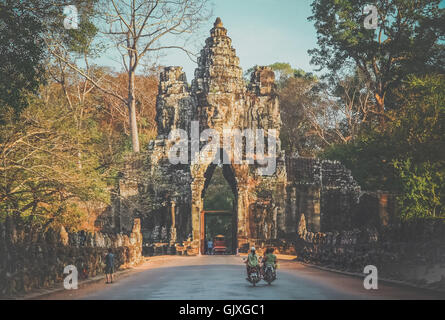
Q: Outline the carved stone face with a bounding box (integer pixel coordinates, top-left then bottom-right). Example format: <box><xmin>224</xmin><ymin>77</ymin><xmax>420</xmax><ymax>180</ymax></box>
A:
<box><xmin>159</xmin><ymin>107</ymin><xmax>174</xmax><ymax>134</ymax></box>
<box><xmin>162</xmin><ymin>108</ymin><xmax>170</xmax><ymax>130</ymax></box>
<box><xmin>255</xmin><ymin>107</ymin><xmax>270</xmax><ymax>129</ymax></box>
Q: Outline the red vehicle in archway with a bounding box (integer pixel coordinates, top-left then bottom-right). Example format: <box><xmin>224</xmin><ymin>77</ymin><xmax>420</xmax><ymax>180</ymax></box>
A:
<box><xmin>213</xmin><ymin>235</ymin><xmax>227</xmax><ymax>255</ymax></box>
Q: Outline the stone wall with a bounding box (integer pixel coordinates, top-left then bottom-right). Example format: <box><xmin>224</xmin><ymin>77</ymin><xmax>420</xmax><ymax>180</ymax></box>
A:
<box><xmin>0</xmin><ymin>217</ymin><xmax>142</xmax><ymax>297</ymax></box>
<box><xmin>285</xmin><ymin>157</ymin><xmax>362</xmax><ymax>234</ymax></box>
<box><xmin>295</xmin><ymin>214</ymin><xmax>445</xmax><ymax>290</ymax></box>
<box><xmin>354</xmin><ymin>191</ymin><xmax>399</xmax><ymax>228</ymax></box>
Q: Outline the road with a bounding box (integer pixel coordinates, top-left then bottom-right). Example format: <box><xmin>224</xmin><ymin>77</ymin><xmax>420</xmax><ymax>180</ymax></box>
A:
<box><xmin>39</xmin><ymin>255</ymin><xmax>444</xmax><ymax>300</ymax></box>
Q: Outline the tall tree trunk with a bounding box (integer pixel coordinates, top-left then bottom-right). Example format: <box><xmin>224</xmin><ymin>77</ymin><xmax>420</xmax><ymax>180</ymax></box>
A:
<box><xmin>375</xmin><ymin>92</ymin><xmax>385</xmax><ymax>129</ymax></box>
<box><xmin>128</xmin><ymin>61</ymin><xmax>140</xmax><ymax>153</ymax></box>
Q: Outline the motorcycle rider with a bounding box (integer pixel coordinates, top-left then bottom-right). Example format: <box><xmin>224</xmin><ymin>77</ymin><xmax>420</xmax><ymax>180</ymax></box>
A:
<box><xmin>245</xmin><ymin>246</ymin><xmax>259</xmax><ymax>280</ymax></box>
<box><xmin>262</xmin><ymin>247</ymin><xmax>277</xmax><ymax>277</ymax></box>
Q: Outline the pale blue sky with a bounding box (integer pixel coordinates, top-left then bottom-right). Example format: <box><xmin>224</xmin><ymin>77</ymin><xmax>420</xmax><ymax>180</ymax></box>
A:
<box><xmin>96</xmin><ymin>0</ymin><xmax>318</xmax><ymax>80</ymax></box>
<box><xmin>96</xmin><ymin>0</ymin><xmax>445</xmax><ymax>81</ymax></box>
<box><xmin>162</xmin><ymin>0</ymin><xmax>318</xmax><ymax>80</ymax></box>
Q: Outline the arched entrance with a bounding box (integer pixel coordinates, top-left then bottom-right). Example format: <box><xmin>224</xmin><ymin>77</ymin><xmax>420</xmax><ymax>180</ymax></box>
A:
<box><xmin>200</xmin><ymin>164</ymin><xmax>237</xmax><ymax>254</ymax></box>
<box><xmin>190</xmin><ymin>147</ymin><xmax>250</xmax><ymax>255</ymax></box>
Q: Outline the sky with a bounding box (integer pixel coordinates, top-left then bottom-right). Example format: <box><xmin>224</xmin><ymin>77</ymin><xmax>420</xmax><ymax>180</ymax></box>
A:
<box><xmin>97</xmin><ymin>0</ymin><xmax>318</xmax><ymax>81</ymax></box>
<box><xmin>95</xmin><ymin>0</ymin><xmax>445</xmax><ymax>81</ymax></box>
<box><xmin>162</xmin><ymin>0</ymin><xmax>318</xmax><ymax>80</ymax></box>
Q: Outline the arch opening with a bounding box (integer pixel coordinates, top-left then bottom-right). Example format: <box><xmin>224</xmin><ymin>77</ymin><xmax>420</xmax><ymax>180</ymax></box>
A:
<box><xmin>199</xmin><ymin>151</ymin><xmax>238</xmax><ymax>255</ymax></box>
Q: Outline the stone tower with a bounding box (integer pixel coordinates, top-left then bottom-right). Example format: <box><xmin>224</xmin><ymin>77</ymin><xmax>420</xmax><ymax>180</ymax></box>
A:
<box><xmin>112</xmin><ymin>18</ymin><xmax>362</xmax><ymax>254</ymax></box>
<box><xmin>139</xmin><ymin>18</ymin><xmax>287</xmax><ymax>253</ymax></box>
<box><xmin>192</xmin><ymin>17</ymin><xmax>245</xmax><ymax>131</ymax></box>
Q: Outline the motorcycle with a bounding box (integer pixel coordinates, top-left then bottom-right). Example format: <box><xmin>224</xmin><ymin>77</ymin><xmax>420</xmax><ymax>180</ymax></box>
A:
<box><xmin>247</xmin><ymin>266</ymin><xmax>261</xmax><ymax>286</ymax></box>
<box><xmin>263</xmin><ymin>264</ymin><xmax>277</xmax><ymax>285</ymax></box>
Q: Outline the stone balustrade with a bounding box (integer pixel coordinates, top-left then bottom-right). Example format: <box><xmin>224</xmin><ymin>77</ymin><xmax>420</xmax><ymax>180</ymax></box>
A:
<box><xmin>0</xmin><ymin>217</ymin><xmax>142</xmax><ymax>297</ymax></box>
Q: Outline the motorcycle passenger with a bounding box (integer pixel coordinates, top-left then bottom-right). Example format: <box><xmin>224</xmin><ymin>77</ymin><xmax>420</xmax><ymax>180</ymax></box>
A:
<box><xmin>262</xmin><ymin>247</ymin><xmax>277</xmax><ymax>276</ymax></box>
<box><xmin>245</xmin><ymin>247</ymin><xmax>259</xmax><ymax>279</ymax></box>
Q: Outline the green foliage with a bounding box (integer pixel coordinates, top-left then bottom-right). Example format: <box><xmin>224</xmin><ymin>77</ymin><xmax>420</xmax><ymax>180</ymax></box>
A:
<box><xmin>390</xmin><ymin>74</ymin><xmax>445</xmax><ymax>163</ymax></box>
<box><xmin>0</xmin><ymin>87</ymin><xmax>111</xmax><ymax>231</ymax></box>
<box><xmin>245</xmin><ymin>62</ymin><xmax>316</xmax><ymax>88</ymax></box>
<box><xmin>64</xmin><ymin>18</ymin><xmax>99</xmax><ymax>55</ymax></box>
<box><xmin>309</xmin><ymin>0</ymin><xmax>444</xmax><ymax>76</ymax></box>
<box><xmin>394</xmin><ymin>159</ymin><xmax>443</xmax><ymax>219</ymax></box>
<box><xmin>392</xmin><ymin>74</ymin><xmax>445</xmax><ymax>219</ymax></box>
<box><xmin>268</xmin><ymin>62</ymin><xmax>298</xmax><ymax>86</ymax></box>
<box><xmin>203</xmin><ymin>166</ymin><xmax>234</xmax><ymax>211</ymax></box>
<box><xmin>260</xmin><ymin>63</ymin><xmax>321</xmax><ymax>156</ymax></box>
<box><xmin>63</xmin><ymin>0</ymin><xmax>100</xmax><ymax>55</ymax></box>
<box><xmin>308</xmin><ymin>0</ymin><xmax>445</xmax><ymax>122</ymax></box>
<box><xmin>0</xmin><ymin>1</ymin><xmax>46</xmax><ymax>114</ymax></box>
<box><xmin>322</xmin><ymin>74</ymin><xmax>445</xmax><ymax>219</ymax></box>
<box><xmin>309</xmin><ymin>0</ymin><xmax>445</xmax><ymax>220</ymax></box>
<box><xmin>269</xmin><ymin>62</ymin><xmax>316</xmax><ymax>86</ymax></box>
<box><xmin>0</xmin><ymin>0</ymin><xmax>100</xmax><ymax>115</ymax></box>
<box><xmin>203</xmin><ymin>166</ymin><xmax>236</xmax><ymax>252</ymax></box>
<box><xmin>322</xmin><ymin>131</ymin><xmax>400</xmax><ymax>190</ymax></box>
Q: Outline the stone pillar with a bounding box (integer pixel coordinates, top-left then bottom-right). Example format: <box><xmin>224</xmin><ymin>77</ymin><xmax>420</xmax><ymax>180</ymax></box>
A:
<box><xmin>170</xmin><ymin>200</ymin><xmax>177</xmax><ymax>244</ymax></box>
<box><xmin>191</xmin><ymin>204</ymin><xmax>201</xmax><ymax>245</ymax></box>
<box><xmin>273</xmin><ymin>207</ymin><xmax>278</xmax><ymax>239</ymax></box>
<box><xmin>274</xmin><ymin>199</ymin><xmax>286</xmax><ymax>238</ymax></box>
<box><xmin>291</xmin><ymin>187</ymin><xmax>297</xmax><ymax>225</ymax></box>
<box><xmin>307</xmin><ymin>186</ymin><xmax>321</xmax><ymax>232</ymax></box>
<box><xmin>191</xmin><ymin>177</ymin><xmax>204</xmax><ymax>253</ymax></box>
<box><xmin>285</xmin><ymin>186</ymin><xmax>297</xmax><ymax>235</ymax></box>
<box><xmin>237</xmin><ymin>184</ymin><xmax>249</xmax><ymax>246</ymax></box>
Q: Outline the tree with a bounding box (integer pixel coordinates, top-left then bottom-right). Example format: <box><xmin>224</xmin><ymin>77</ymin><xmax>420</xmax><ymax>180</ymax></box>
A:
<box><xmin>244</xmin><ymin>63</ymin><xmax>322</xmax><ymax>156</ymax></box>
<box><xmin>277</xmin><ymin>70</ymin><xmax>321</xmax><ymax>156</ymax></box>
<box><xmin>0</xmin><ymin>0</ymin><xmax>100</xmax><ymax>115</ymax></box>
<box><xmin>322</xmin><ymin>74</ymin><xmax>445</xmax><ymax>217</ymax></box>
<box><xmin>268</xmin><ymin>62</ymin><xmax>300</xmax><ymax>87</ymax></box>
<box><xmin>0</xmin><ymin>1</ymin><xmax>46</xmax><ymax>114</ymax></box>
<box><xmin>392</xmin><ymin>74</ymin><xmax>444</xmax><ymax>219</ymax></box>
<box><xmin>394</xmin><ymin>159</ymin><xmax>443</xmax><ymax>219</ymax></box>
<box><xmin>247</xmin><ymin>62</ymin><xmax>374</xmax><ymax>156</ymax></box>
<box><xmin>48</xmin><ymin>0</ymin><xmax>210</xmax><ymax>153</ymax></box>
<box><xmin>308</xmin><ymin>0</ymin><xmax>445</xmax><ymax>127</ymax></box>
<box><xmin>98</xmin><ymin>72</ymin><xmax>158</xmax><ymax>154</ymax></box>
<box><xmin>101</xmin><ymin>0</ymin><xmax>210</xmax><ymax>152</ymax></box>
<box><xmin>203</xmin><ymin>166</ymin><xmax>234</xmax><ymax>211</ymax></box>
<box><xmin>46</xmin><ymin>1</ymin><xmax>101</xmax><ymax>170</ymax></box>
<box><xmin>335</xmin><ymin>72</ymin><xmax>373</xmax><ymax>139</ymax></box>
<box><xmin>0</xmin><ymin>0</ymin><xmax>122</xmax><ymax>231</ymax></box>
<box><xmin>312</xmin><ymin>70</ymin><xmax>373</xmax><ymax>145</ymax></box>
<box><xmin>267</xmin><ymin>62</ymin><xmax>359</xmax><ymax>156</ymax></box>
<box><xmin>0</xmin><ymin>90</ymin><xmax>109</xmax><ymax>230</ymax></box>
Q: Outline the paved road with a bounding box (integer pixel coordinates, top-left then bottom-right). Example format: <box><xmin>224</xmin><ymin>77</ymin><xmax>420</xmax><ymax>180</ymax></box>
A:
<box><xmin>41</xmin><ymin>255</ymin><xmax>444</xmax><ymax>300</ymax></box>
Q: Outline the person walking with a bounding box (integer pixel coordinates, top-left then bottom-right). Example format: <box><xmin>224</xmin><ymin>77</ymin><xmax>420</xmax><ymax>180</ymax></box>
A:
<box><xmin>207</xmin><ymin>239</ymin><xmax>214</xmax><ymax>255</ymax></box>
<box><xmin>105</xmin><ymin>248</ymin><xmax>115</xmax><ymax>284</ymax></box>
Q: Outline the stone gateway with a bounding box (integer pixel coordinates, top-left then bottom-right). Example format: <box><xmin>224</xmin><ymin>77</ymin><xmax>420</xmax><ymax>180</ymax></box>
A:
<box><xmin>109</xmin><ymin>18</ymin><xmax>389</xmax><ymax>255</ymax></box>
